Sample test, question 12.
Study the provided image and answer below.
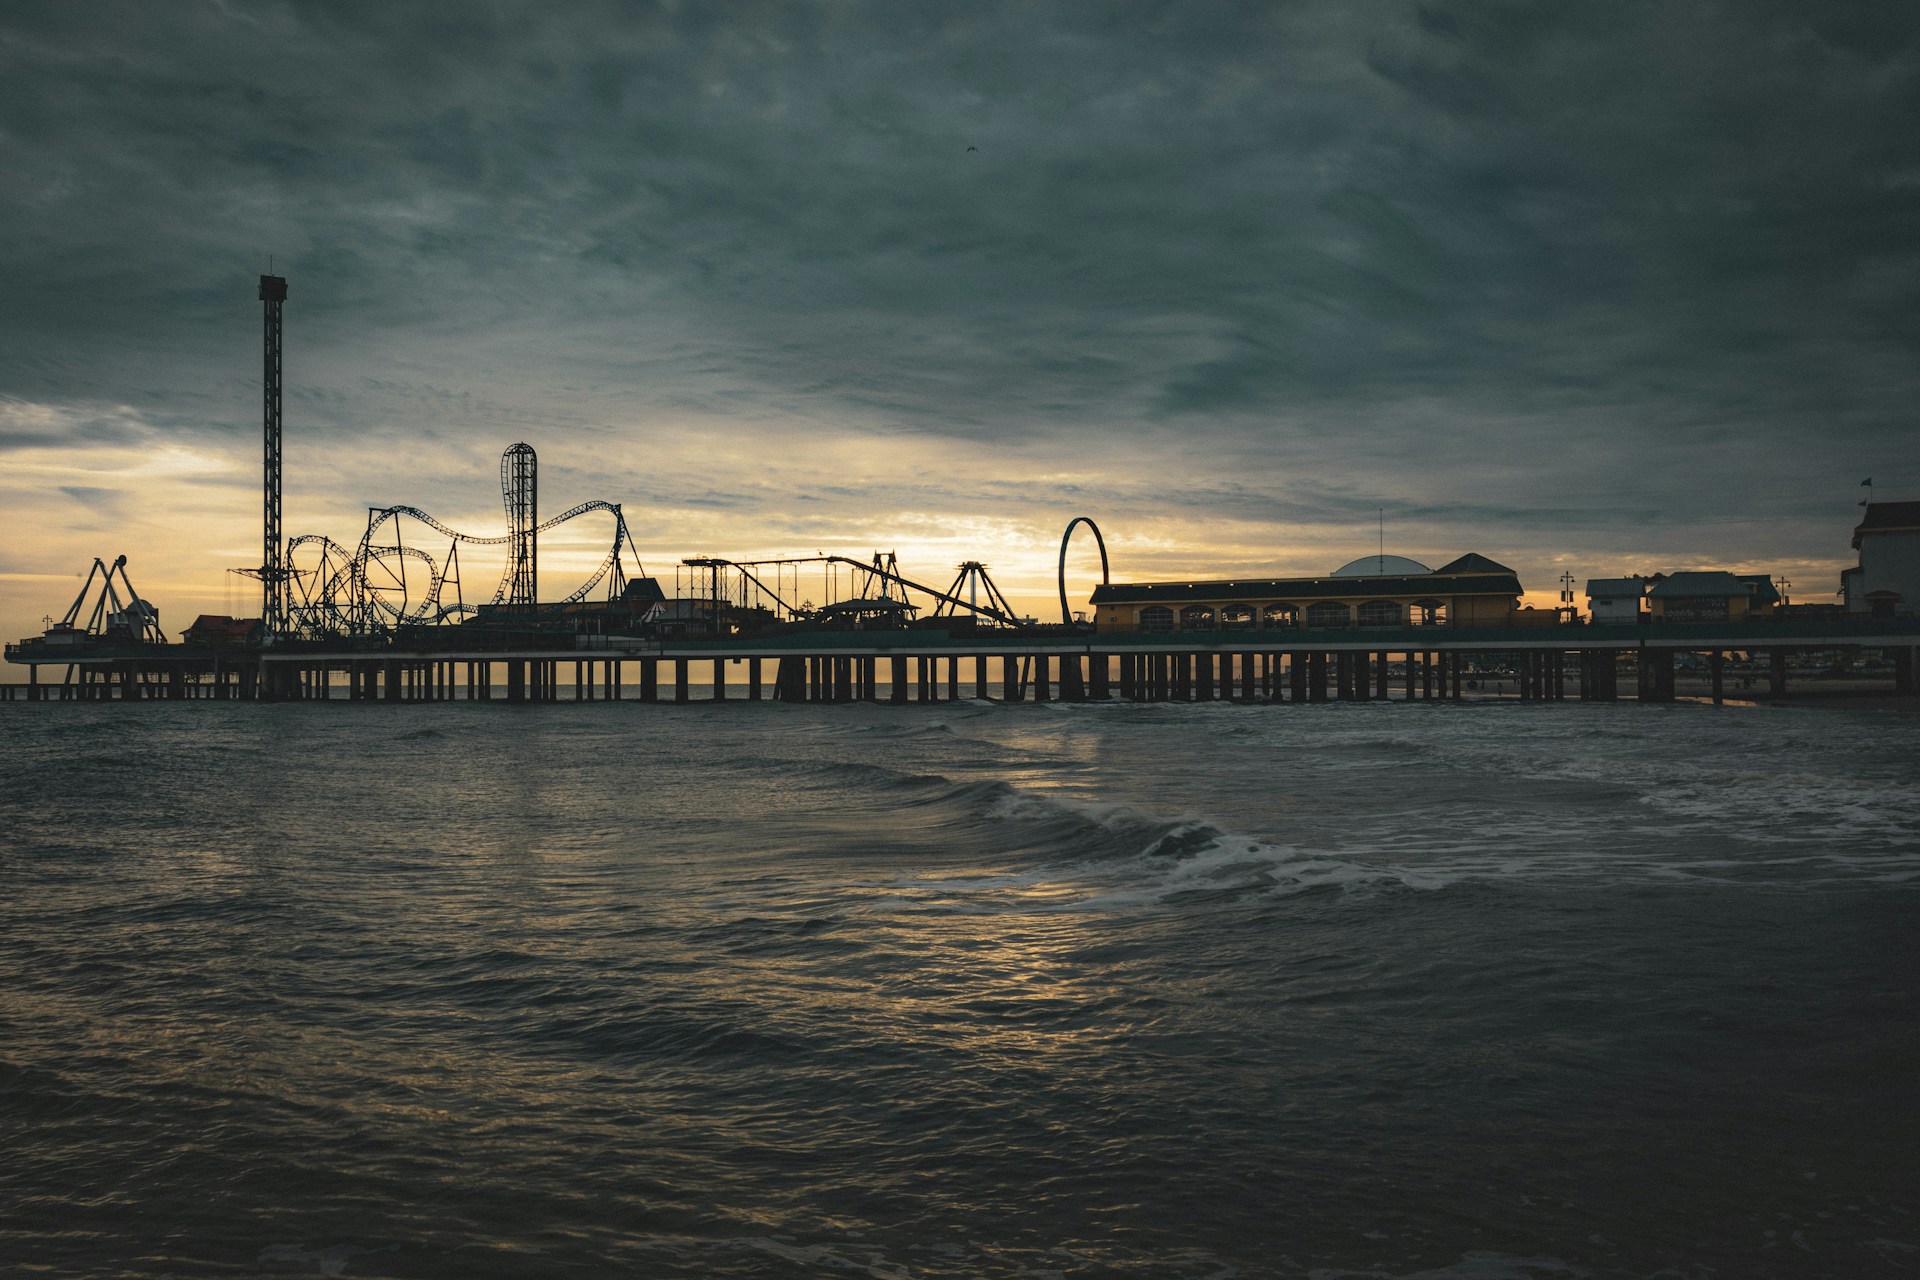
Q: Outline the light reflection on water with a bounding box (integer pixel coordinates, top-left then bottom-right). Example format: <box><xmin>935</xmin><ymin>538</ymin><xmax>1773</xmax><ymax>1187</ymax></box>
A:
<box><xmin>1</xmin><ymin>698</ymin><xmax>1917</xmax><ymax>1277</ymax></box>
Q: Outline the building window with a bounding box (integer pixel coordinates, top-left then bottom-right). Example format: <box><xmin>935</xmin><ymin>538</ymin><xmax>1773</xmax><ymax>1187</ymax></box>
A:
<box><xmin>1305</xmin><ymin>601</ymin><xmax>1351</xmax><ymax>629</ymax></box>
<box><xmin>1219</xmin><ymin>606</ymin><xmax>1255</xmax><ymax>630</ymax></box>
<box><xmin>1262</xmin><ymin>604</ymin><xmax>1299</xmax><ymax>629</ymax></box>
<box><xmin>1412</xmin><ymin>599</ymin><xmax>1447</xmax><ymax>626</ymax></box>
<box><xmin>1357</xmin><ymin>600</ymin><xmax>1401</xmax><ymax>627</ymax></box>
<box><xmin>1180</xmin><ymin>605</ymin><xmax>1216</xmax><ymax>631</ymax></box>
<box><xmin>1139</xmin><ymin>606</ymin><xmax>1174</xmax><ymax>632</ymax></box>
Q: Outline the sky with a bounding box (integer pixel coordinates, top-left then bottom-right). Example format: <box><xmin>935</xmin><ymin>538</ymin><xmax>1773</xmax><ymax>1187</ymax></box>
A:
<box><xmin>3</xmin><ymin>1</ymin><xmax>1917</xmax><ymax>640</ymax></box>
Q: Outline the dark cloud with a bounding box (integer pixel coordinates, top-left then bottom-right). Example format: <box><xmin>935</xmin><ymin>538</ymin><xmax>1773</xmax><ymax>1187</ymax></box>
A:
<box><xmin>0</xmin><ymin>398</ymin><xmax>153</xmax><ymax>452</ymax></box>
<box><xmin>1</xmin><ymin>0</ymin><xmax>1917</xmax><ymax>600</ymax></box>
<box><xmin>57</xmin><ymin>485</ymin><xmax>129</xmax><ymax>516</ymax></box>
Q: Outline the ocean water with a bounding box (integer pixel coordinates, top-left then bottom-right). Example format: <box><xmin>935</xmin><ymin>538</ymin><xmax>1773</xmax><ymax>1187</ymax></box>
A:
<box><xmin>1</xmin><ymin>697</ymin><xmax>1916</xmax><ymax>1279</ymax></box>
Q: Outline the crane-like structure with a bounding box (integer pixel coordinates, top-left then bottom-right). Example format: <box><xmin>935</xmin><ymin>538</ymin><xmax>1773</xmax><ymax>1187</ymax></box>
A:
<box><xmin>935</xmin><ymin>562</ymin><xmax>1020</xmax><ymax>625</ymax></box>
<box><xmin>57</xmin><ymin>555</ymin><xmax>164</xmax><ymax>644</ymax></box>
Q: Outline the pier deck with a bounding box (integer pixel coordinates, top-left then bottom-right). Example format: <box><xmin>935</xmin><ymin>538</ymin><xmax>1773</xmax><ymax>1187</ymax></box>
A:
<box><xmin>7</xmin><ymin>619</ymin><xmax>1920</xmax><ymax>705</ymax></box>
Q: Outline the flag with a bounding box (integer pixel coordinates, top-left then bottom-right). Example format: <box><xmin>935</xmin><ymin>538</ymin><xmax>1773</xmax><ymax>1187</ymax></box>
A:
<box><xmin>1861</xmin><ymin>478</ymin><xmax>1872</xmax><ymax>485</ymax></box>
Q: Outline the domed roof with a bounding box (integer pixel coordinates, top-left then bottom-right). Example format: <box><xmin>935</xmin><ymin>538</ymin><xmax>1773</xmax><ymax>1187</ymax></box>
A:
<box><xmin>1330</xmin><ymin>554</ymin><xmax>1431</xmax><ymax>578</ymax></box>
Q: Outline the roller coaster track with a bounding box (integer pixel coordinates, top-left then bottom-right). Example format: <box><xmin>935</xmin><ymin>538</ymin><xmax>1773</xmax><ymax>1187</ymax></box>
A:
<box><xmin>716</xmin><ymin>554</ymin><xmax>1022</xmax><ymax>627</ymax></box>
<box><xmin>372</xmin><ymin>500</ymin><xmax>626</xmax><ymax>547</ymax></box>
<box><xmin>285</xmin><ymin>500</ymin><xmax>640</xmax><ymax>638</ymax></box>
<box><xmin>362</xmin><ymin>500</ymin><xmax>634</xmax><ymax>609</ymax></box>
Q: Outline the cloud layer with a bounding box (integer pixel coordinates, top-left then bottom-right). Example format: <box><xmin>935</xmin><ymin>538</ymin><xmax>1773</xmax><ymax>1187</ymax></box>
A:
<box><xmin>3</xmin><ymin>1</ymin><xmax>1917</xmax><ymax>635</ymax></box>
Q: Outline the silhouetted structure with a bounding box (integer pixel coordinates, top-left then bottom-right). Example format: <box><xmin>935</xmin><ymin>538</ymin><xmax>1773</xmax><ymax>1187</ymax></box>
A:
<box><xmin>259</xmin><ymin>274</ymin><xmax>289</xmax><ymax>636</ymax></box>
<box><xmin>1844</xmin><ymin>500</ymin><xmax>1920</xmax><ymax>617</ymax></box>
<box><xmin>501</xmin><ymin>443</ymin><xmax>538</xmax><ymax>609</ymax></box>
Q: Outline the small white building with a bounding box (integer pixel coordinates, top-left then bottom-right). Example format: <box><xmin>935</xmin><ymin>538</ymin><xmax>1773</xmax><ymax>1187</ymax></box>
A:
<box><xmin>1844</xmin><ymin>501</ymin><xmax>1920</xmax><ymax>617</ymax></box>
<box><xmin>1585</xmin><ymin>577</ymin><xmax>1646</xmax><ymax>624</ymax></box>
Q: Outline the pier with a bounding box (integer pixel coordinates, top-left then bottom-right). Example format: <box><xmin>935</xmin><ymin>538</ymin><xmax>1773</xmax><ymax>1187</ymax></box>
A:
<box><xmin>8</xmin><ymin>618</ymin><xmax>1919</xmax><ymax>706</ymax></box>
<box><xmin>9</xmin><ymin>274</ymin><xmax>1918</xmax><ymax>711</ymax></box>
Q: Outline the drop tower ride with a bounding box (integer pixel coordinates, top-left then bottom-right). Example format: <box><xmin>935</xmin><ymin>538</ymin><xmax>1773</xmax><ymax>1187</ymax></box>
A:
<box><xmin>258</xmin><ymin>273</ymin><xmax>290</xmax><ymax>637</ymax></box>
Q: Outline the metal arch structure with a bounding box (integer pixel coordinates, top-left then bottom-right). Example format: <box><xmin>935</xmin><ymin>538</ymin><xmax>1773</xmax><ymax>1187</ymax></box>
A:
<box><xmin>1058</xmin><ymin>517</ymin><xmax>1109</xmax><ymax>625</ymax></box>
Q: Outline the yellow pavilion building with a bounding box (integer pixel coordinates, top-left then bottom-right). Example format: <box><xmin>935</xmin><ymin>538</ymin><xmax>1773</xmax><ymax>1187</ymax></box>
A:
<box><xmin>1089</xmin><ymin>554</ymin><xmax>1531</xmax><ymax>634</ymax></box>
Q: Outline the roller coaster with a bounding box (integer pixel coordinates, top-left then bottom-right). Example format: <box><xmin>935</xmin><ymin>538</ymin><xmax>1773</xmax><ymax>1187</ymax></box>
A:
<box><xmin>275</xmin><ymin>443</ymin><xmax>1109</xmax><ymax>641</ymax></box>
<box><xmin>669</xmin><ymin>552</ymin><xmax>1025</xmax><ymax>633</ymax></box>
<box><xmin>282</xmin><ymin>443</ymin><xmax>644</xmax><ymax>639</ymax></box>
<box><xmin>208</xmin><ymin>277</ymin><xmax>1115</xmax><ymax>649</ymax></box>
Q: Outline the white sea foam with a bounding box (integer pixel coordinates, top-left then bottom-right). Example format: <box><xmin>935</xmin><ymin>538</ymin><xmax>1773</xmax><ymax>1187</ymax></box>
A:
<box><xmin>866</xmin><ymin>783</ymin><xmax>1455</xmax><ymax>912</ymax></box>
<box><xmin>884</xmin><ymin>737</ymin><xmax>1920</xmax><ymax>912</ymax></box>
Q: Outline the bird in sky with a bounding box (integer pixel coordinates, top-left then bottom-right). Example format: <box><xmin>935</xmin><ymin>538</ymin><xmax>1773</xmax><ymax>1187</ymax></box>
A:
<box><xmin>966</xmin><ymin>145</ymin><xmax>977</xmax><ymax>152</ymax></box>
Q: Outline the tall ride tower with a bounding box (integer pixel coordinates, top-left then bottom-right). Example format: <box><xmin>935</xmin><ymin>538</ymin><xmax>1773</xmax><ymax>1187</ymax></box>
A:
<box><xmin>259</xmin><ymin>274</ymin><xmax>290</xmax><ymax>635</ymax></box>
<box><xmin>502</xmin><ymin>442</ymin><xmax>537</xmax><ymax>608</ymax></box>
